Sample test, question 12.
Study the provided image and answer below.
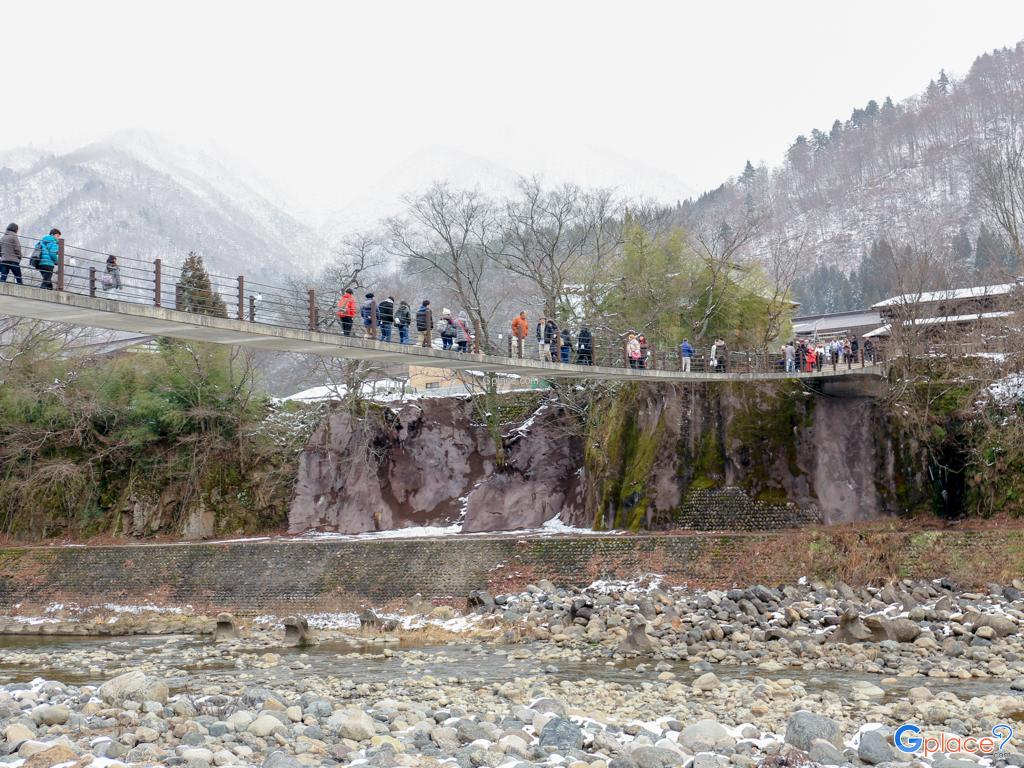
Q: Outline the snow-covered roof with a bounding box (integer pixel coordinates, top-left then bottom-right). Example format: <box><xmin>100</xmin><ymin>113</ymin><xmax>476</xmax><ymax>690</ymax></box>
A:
<box><xmin>872</xmin><ymin>283</ymin><xmax>1015</xmax><ymax>309</ymax></box>
<box><xmin>793</xmin><ymin>310</ymin><xmax>882</xmax><ymax>336</ymax></box>
<box><xmin>862</xmin><ymin>310</ymin><xmax>1015</xmax><ymax>338</ymax></box>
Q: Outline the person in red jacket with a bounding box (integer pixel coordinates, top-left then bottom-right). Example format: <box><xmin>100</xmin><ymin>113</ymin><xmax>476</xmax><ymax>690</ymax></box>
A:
<box><xmin>511</xmin><ymin>311</ymin><xmax>529</xmax><ymax>358</ymax></box>
<box><xmin>335</xmin><ymin>288</ymin><xmax>357</xmax><ymax>337</ymax></box>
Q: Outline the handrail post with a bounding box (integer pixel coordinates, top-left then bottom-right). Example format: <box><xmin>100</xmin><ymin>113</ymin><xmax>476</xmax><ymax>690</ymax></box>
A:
<box><xmin>237</xmin><ymin>276</ymin><xmax>245</xmax><ymax>321</ymax></box>
<box><xmin>154</xmin><ymin>259</ymin><xmax>162</xmax><ymax>307</ymax></box>
<box><xmin>249</xmin><ymin>295</ymin><xmax>255</xmax><ymax>322</ymax></box>
<box><xmin>307</xmin><ymin>289</ymin><xmax>316</xmax><ymax>331</ymax></box>
<box><xmin>56</xmin><ymin>238</ymin><xmax>65</xmax><ymax>291</ymax></box>
<box><xmin>89</xmin><ymin>267</ymin><xmax>96</xmax><ymax>297</ymax></box>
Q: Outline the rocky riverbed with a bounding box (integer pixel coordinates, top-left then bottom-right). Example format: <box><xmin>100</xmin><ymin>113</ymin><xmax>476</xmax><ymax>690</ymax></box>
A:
<box><xmin>2</xmin><ymin>576</ymin><xmax>1024</xmax><ymax>768</ymax></box>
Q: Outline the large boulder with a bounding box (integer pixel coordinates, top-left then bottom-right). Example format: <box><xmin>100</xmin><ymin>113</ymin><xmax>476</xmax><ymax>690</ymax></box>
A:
<box><xmin>963</xmin><ymin>612</ymin><xmax>1017</xmax><ymax>637</ymax></box>
<box><xmin>538</xmin><ymin>718</ymin><xmax>584</xmax><ymax>752</ymax></box>
<box><xmin>680</xmin><ymin>720</ymin><xmax>730</xmax><ymax>752</ymax></box>
<box><xmin>99</xmin><ymin>671</ymin><xmax>169</xmax><ymax>706</ymax></box>
<box><xmin>617</xmin><ymin>618</ymin><xmax>654</xmax><ymax>655</ymax></box>
<box><xmin>858</xmin><ymin>728</ymin><xmax>895</xmax><ymax>765</ymax></box>
<box><xmin>784</xmin><ymin>711</ymin><xmax>843</xmax><ymax>751</ymax></box>
<box><xmin>337</xmin><ymin>711</ymin><xmax>376</xmax><ymax>741</ymax></box>
<box><xmin>830</xmin><ymin>609</ymin><xmax>874</xmax><ymax>643</ymax></box>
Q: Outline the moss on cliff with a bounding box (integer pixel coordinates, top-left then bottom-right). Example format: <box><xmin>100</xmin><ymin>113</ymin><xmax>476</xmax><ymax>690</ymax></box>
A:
<box><xmin>585</xmin><ymin>384</ymin><xmax>666</xmax><ymax>531</ymax></box>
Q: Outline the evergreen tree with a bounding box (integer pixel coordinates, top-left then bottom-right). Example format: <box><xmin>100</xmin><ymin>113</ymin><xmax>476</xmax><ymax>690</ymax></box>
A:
<box><xmin>865</xmin><ymin>99</ymin><xmax>880</xmax><ymax>118</ymax></box>
<box><xmin>882</xmin><ymin>96</ymin><xmax>895</xmax><ymax>111</ymax></box>
<box><xmin>740</xmin><ymin>160</ymin><xmax>756</xmax><ymax>186</ymax></box>
<box><xmin>975</xmin><ymin>224</ymin><xmax>1015</xmax><ymax>276</ymax></box>
<box><xmin>829</xmin><ymin>119</ymin><xmax>844</xmax><ymax>142</ymax></box>
<box><xmin>937</xmin><ymin>69</ymin><xmax>951</xmax><ymax>95</ymax></box>
<box><xmin>859</xmin><ymin>239</ymin><xmax>898</xmax><ymax>306</ymax></box>
<box><xmin>176</xmin><ymin>252</ymin><xmax>228</xmax><ymax>317</ymax></box>
<box><xmin>786</xmin><ymin>135</ymin><xmax>811</xmax><ymax>173</ymax></box>
<box><xmin>952</xmin><ymin>227</ymin><xmax>973</xmax><ymax>268</ymax></box>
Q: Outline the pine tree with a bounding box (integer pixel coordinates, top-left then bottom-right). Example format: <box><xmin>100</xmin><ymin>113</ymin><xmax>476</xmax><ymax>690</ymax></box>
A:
<box><xmin>975</xmin><ymin>224</ymin><xmax>1015</xmax><ymax>276</ymax></box>
<box><xmin>787</xmin><ymin>135</ymin><xmax>811</xmax><ymax>173</ymax></box>
<box><xmin>952</xmin><ymin>227</ymin><xmax>973</xmax><ymax>267</ymax></box>
<box><xmin>882</xmin><ymin>96</ymin><xmax>895</xmax><ymax>111</ymax></box>
<box><xmin>740</xmin><ymin>160</ymin><xmax>756</xmax><ymax>186</ymax></box>
<box><xmin>865</xmin><ymin>99</ymin><xmax>880</xmax><ymax>118</ymax></box>
<box><xmin>176</xmin><ymin>252</ymin><xmax>228</xmax><ymax>317</ymax></box>
<box><xmin>829</xmin><ymin>119</ymin><xmax>844</xmax><ymax>142</ymax></box>
<box><xmin>937</xmin><ymin>69</ymin><xmax>951</xmax><ymax>95</ymax></box>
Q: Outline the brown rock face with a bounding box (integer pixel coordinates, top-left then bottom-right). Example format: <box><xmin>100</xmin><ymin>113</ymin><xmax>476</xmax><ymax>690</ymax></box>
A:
<box><xmin>288</xmin><ymin>398</ymin><xmax>583</xmax><ymax>534</ymax></box>
<box><xmin>288</xmin><ymin>383</ymin><xmax>910</xmax><ymax>534</ymax></box>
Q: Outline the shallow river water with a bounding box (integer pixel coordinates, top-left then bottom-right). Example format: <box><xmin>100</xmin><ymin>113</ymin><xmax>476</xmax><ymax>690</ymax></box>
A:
<box><xmin>0</xmin><ymin>634</ymin><xmax>1013</xmax><ymax>704</ymax></box>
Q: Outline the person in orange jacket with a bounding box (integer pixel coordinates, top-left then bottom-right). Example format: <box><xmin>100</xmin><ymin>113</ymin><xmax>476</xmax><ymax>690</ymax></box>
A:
<box><xmin>335</xmin><ymin>288</ymin><xmax>357</xmax><ymax>337</ymax></box>
<box><xmin>511</xmin><ymin>311</ymin><xmax>529</xmax><ymax>358</ymax></box>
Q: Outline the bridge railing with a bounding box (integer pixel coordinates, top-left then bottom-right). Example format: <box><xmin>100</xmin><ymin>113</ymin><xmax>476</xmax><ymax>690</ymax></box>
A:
<box><xmin>4</xmin><ymin>234</ymin><xmax>886</xmax><ymax>374</ymax></box>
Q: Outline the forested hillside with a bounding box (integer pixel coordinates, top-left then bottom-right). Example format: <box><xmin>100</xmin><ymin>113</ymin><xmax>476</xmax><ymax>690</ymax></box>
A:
<box><xmin>677</xmin><ymin>43</ymin><xmax>1024</xmax><ymax>314</ymax></box>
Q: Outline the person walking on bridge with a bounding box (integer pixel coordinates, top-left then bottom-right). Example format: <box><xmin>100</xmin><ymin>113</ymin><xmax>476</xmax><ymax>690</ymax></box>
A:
<box><xmin>536</xmin><ymin>316</ymin><xmax>548</xmax><ymax>361</ymax></box>
<box><xmin>511</xmin><ymin>311</ymin><xmax>529</xmax><ymax>358</ymax></box>
<box><xmin>626</xmin><ymin>333</ymin><xmax>641</xmax><ymax>369</ymax></box>
<box><xmin>378</xmin><ymin>296</ymin><xmax>395</xmax><ymax>342</ymax></box>
<box><xmin>395</xmin><ymin>300</ymin><xmax>412</xmax><ymax>344</ymax></box>
<box><xmin>679</xmin><ymin>338</ymin><xmax>694</xmax><ymax>372</ymax></box>
<box><xmin>36</xmin><ymin>229</ymin><xmax>60</xmax><ymax>290</ymax></box>
<box><xmin>544</xmin><ymin>318</ymin><xmax>559</xmax><ymax>362</ymax></box>
<box><xmin>335</xmin><ymin>288</ymin><xmax>357</xmax><ymax>336</ymax></box>
<box><xmin>415</xmin><ymin>300</ymin><xmax>433</xmax><ymax>347</ymax></box>
<box><xmin>361</xmin><ymin>293</ymin><xmax>378</xmax><ymax>340</ymax></box>
<box><xmin>784</xmin><ymin>341</ymin><xmax>795</xmax><ymax>373</ymax></box>
<box><xmin>0</xmin><ymin>223</ymin><xmax>23</xmax><ymax>285</ymax></box>
<box><xmin>576</xmin><ymin>325</ymin><xmax>593</xmax><ymax>365</ymax></box>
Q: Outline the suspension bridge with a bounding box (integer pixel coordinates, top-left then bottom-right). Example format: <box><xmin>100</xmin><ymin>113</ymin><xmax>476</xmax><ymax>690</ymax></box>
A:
<box><xmin>0</xmin><ymin>236</ymin><xmax>888</xmax><ymax>389</ymax></box>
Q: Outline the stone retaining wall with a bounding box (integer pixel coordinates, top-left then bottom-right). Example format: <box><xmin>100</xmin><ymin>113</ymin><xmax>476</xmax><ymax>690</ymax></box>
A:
<box><xmin>0</xmin><ymin>528</ymin><xmax>1020</xmax><ymax>614</ymax></box>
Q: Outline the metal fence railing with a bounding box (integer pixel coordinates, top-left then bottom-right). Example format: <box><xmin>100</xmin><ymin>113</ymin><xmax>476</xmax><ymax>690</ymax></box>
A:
<box><xmin>1</xmin><ymin>234</ymin><xmax>887</xmax><ymax>375</ymax></box>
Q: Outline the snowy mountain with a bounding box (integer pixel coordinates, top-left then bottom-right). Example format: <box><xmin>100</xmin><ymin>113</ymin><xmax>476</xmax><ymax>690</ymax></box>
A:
<box><xmin>0</xmin><ymin>132</ymin><xmax>317</xmax><ymax>282</ymax></box>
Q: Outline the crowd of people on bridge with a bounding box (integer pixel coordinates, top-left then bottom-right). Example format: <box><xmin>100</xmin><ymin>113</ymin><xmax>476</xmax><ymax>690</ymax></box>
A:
<box><xmin>332</xmin><ymin>288</ymin><xmax>881</xmax><ymax>373</ymax></box>
<box><xmin>780</xmin><ymin>336</ymin><xmax>875</xmax><ymax>373</ymax></box>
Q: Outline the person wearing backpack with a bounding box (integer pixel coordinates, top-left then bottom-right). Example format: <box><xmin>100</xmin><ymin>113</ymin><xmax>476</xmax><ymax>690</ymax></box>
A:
<box><xmin>439</xmin><ymin>308</ymin><xmax>456</xmax><ymax>350</ymax></box>
<box><xmin>395</xmin><ymin>300</ymin><xmax>412</xmax><ymax>345</ymax></box>
<box><xmin>335</xmin><ymin>288</ymin><xmax>357</xmax><ymax>337</ymax></box>
<box><xmin>36</xmin><ymin>228</ymin><xmax>61</xmax><ymax>290</ymax></box>
<box><xmin>103</xmin><ymin>254</ymin><xmax>122</xmax><ymax>290</ymax></box>
<box><xmin>361</xmin><ymin>293</ymin><xmax>378</xmax><ymax>340</ymax></box>
<box><xmin>378</xmin><ymin>295</ymin><xmax>395</xmax><ymax>342</ymax></box>
<box><xmin>0</xmin><ymin>223</ymin><xmax>23</xmax><ymax>285</ymax></box>
<box><xmin>415</xmin><ymin>300</ymin><xmax>433</xmax><ymax>347</ymax></box>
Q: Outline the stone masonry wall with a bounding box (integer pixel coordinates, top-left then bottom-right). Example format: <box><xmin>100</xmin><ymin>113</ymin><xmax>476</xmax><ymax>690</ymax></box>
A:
<box><xmin>0</xmin><ymin>528</ymin><xmax>1021</xmax><ymax>614</ymax></box>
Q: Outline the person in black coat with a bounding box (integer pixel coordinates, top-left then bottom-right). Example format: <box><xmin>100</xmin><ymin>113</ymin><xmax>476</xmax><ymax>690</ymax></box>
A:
<box><xmin>576</xmin><ymin>325</ymin><xmax>593</xmax><ymax>365</ymax></box>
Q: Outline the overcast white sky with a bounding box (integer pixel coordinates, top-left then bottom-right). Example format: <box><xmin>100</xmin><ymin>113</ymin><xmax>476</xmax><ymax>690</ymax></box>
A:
<box><xmin>5</xmin><ymin>1</ymin><xmax>1024</xmax><ymax>221</ymax></box>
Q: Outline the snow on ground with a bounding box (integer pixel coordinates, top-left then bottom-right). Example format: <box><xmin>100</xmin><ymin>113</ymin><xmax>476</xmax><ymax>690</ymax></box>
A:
<box><xmin>285</xmin><ymin>514</ymin><xmax>620</xmax><ymax>543</ymax></box>
<box><xmin>988</xmin><ymin>373</ymin><xmax>1024</xmax><ymax>405</ymax></box>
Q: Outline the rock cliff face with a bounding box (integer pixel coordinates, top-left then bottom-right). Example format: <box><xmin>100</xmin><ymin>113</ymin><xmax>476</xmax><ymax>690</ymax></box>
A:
<box><xmin>288</xmin><ymin>384</ymin><xmax>913</xmax><ymax>534</ymax></box>
<box><xmin>288</xmin><ymin>397</ymin><xmax>584</xmax><ymax>534</ymax></box>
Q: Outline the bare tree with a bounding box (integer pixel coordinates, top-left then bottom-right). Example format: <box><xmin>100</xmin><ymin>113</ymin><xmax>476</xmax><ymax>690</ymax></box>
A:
<box><xmin>387</xmin><ymin>183</ymin><xmax>495</xmax><ymax>351</ymax></box>
<box><xmin>489</xmin><ymin>178</ymin><xmax>619</xmax><ymax>321</ymax></box>
<box><xmin>974</xmin><ymin>119</ymin><xmax>1024</xmax><ymax>273</ymax></box>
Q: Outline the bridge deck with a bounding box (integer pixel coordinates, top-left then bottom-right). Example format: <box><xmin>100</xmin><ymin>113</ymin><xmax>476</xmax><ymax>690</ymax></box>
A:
<box><xmin>0</xmin><ymin>284</ymin><xmax>886</xmax><ymax>384</ymax></box>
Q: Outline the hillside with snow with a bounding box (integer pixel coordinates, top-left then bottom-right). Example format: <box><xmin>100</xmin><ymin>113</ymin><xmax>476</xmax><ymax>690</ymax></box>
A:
<box><xmin>0</xmin><ymin>132</ymin><xmax>317</xmax><ymax>280</ymax></box>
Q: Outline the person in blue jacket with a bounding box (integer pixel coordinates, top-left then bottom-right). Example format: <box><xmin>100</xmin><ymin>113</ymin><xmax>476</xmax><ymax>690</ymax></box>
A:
<box><xmin>679</xmin><ymin>338</ymin><xmax>695</xmax><ymax>372</ymax></box>
<box><xmin>37</xmin><ymin>228</ymin><xmax>61</xmax><ymax>290</ymax></box>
